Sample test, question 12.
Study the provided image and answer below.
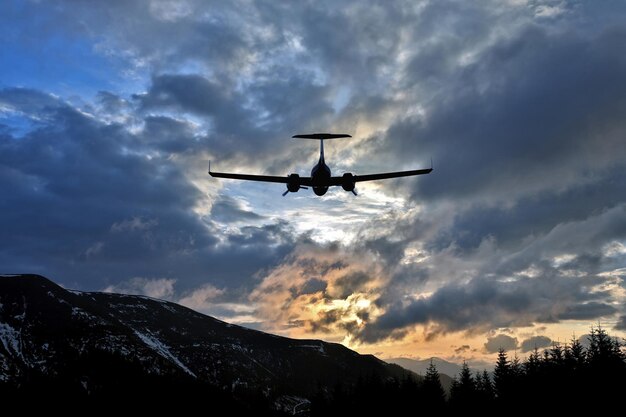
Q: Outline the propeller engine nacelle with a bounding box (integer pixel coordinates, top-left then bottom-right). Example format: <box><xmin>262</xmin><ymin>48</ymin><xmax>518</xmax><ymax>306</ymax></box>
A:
<box><xmin>341</xmin><ymin>173</ymin><xmax>355</xmax><ymax>192</ymax></box>
<box><xmin>287</xmin><ymin>173</ymin><xmax>301</xmax><ymax>193</ymax></box>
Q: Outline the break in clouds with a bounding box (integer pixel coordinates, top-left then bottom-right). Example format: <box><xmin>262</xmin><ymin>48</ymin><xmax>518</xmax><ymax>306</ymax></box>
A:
<box><xmin>1</xmin><ymin>0</ymin><xmax>625</xmax><ymax>352</ymax></box>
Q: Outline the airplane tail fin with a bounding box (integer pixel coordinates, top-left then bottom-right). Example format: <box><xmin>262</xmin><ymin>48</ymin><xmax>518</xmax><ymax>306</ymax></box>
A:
<box><xmin>292</xmin><ymin>133</ymin><xmax>352</xmax><ymax>140</ymax></box>
<box><xmin>292</xmin><ymin>133</ymin><xmax>351</xmax><ymax>164</ymax></box>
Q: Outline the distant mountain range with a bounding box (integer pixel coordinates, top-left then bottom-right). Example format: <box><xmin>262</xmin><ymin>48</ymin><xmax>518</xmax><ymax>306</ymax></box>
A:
<box><xmin>386</xmin><ymin>357</ymin><xmax>460</xmax><ymax>393</ymax></box>
<box><xmin>386</xmin><ymin>357</ymin><xmax>464</xmax><ymax>378</ymax></box>
<box><xmin>0</xmin><ymin>274</ymin><xmax>409</xmax><ymax>410</ymax></box>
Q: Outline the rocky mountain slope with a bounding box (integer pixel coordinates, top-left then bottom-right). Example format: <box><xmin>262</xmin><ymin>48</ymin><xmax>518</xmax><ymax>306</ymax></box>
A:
<box><xmin>0</xmin><ymin>274</ymin><xmax>408</xmax><ymax>409</ymax></box>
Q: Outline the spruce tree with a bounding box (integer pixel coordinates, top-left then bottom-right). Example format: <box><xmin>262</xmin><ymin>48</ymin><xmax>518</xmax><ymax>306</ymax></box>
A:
<box><xmin>524</xmin><ymin>347</ymin><xmax>541</xmax><ymax>376</ymax></box>
<box><xmin>588</xmin><ymin>325</ymin><xmax>623</xmax><ymax>367</ymax></box>
<box><xmin>565</xmin><ymin>335</ymin><xmax>586</xmax><ymax>371</ymax></box>
<box><xmin>422</xmin><ymin>359</ymin><xmax>446</xmax><ymax>408</ymax></box>
<box><xmin>493</xmin><ymin>348</ymin><xmax>511</xmax><ymax>401</ymax></box>
<box><xmin>585</xmin><ymin>325</ymin><xmax>626</xmax><ymax>402</ymax></box>
<box><xmin>549</xmin><ymin>343</ymin><xmax>564</xmax><ymax>367</ymax></box>
<box><xmin>510</xmin><ymin>353</ymin><xmax>522</xmax><ymax>377</ymax></box>
<box><xmin>587</xmin><ymin>326</ymin><xmax>625</xmax><ymax>377</ymax></box>
<box><xmin>478</xmin><ymin>369</ymin><xmax>494</xmax><ymax>402</ymax></box>
<box><xmin>449</xmin><ymin>362</ymin><xmax>476</xmax><ymax>407</ymax></box>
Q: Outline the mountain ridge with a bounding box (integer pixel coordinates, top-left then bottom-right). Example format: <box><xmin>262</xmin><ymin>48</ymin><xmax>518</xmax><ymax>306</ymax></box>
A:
<box><xmin>386</xmin><ymin>357</ymin><xmax>464</xmax><ymax>395</ymax></box>
<box><xmin>0</xmin><ymin>274</ymin><xmax>409</xmax><ymax>408</ymax></box>
<box><xmin>386</xmin><ymin>357</ymin><xmax>465</xmax><ymax>377</ymax></box>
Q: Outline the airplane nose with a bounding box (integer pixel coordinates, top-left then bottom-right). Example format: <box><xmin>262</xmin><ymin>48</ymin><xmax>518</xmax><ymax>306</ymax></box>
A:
<box><xmin>313</xmin><ymin>187</ymin><xmax>328</xmax><ymax>196</ymax></box>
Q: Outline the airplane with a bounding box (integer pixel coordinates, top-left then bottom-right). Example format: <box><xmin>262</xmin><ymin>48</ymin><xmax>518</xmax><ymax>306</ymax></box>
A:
<box><xmin>209</xmin><ymin>133</ymin><xmax>432</xmax><ymax>196</ymax></box>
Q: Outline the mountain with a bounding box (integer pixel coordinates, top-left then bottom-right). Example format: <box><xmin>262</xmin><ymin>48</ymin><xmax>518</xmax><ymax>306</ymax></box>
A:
<box><xmin>0</xmin><ymin>274</ymin><xmax>409</xmax><ymax>410</ymax></box>
<box><xmin>386</xmin><ymin>357</ymin><xmax>464</xmax><ymax>378</ymax></box>
<box><xmin>386</xmin><ymin>357</ymin><xmax>461</xmax><ymax>394</ymax></box>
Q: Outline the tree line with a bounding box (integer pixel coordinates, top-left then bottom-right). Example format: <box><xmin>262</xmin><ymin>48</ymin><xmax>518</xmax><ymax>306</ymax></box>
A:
<box><xmin>312</xmin><ymin>326</ymin><xmax>626</xmax><ymax>414</ymax></box>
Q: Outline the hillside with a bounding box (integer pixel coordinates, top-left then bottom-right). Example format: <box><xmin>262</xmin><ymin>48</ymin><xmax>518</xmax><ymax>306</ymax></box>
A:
<box><xmin>0</xmin><ymin>274</ymin><xmax>409</xmax><ymax>410</ymax></box>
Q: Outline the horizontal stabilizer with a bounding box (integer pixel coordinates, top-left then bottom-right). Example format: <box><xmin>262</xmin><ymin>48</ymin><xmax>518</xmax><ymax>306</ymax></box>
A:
<box><xmin>292</xmin><ymin>133</ymin><xmax>352</xmax><ymax>140</ymax></box>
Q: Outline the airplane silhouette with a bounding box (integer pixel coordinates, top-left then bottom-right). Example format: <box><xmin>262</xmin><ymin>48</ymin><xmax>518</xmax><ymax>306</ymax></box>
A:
<box><xmin>209</xmin><ymin>133</ymin><xmax>432</xmax><ymax>196</ymax></box>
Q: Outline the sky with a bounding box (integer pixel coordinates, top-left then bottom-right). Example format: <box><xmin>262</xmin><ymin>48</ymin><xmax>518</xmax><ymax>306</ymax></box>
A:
<box><xmin>1</xmin><ymin>0</ymin><xmax>625</xmax><ymax>368</ymax></box>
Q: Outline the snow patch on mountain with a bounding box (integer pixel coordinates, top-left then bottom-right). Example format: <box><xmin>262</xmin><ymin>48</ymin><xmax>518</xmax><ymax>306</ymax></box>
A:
<box><xmin>0</xmin><ymin>322</ymin><xmax>22</xmax><ymax>359</ymax></box>
<box><xmin>133</xmin><ymin>329</ymin><xmax>197</xmax><ymax>378</ymax></box>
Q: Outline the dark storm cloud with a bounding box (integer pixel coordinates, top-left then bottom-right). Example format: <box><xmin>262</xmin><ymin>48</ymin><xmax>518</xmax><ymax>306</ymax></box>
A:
<box><xmin>557</xmin><ymin>302</ymin><xmax>617</xmax><ymax>320</ymax></box>
<box><xmin>520</xmin><ymin>335</ymin><xmax>552</xmax><ymax>353</ymax></box>
<box><xmin>343</xmin><ymin>4</ymin><xmax>626</xmax><ymax>341</ymax></box>
<box><xmin>139</xmin><ymin>115</ymin><xmax>199</xmax><ymax>154</ymax></box>
<box><xmin>428</xmin><ymin>168</ymin><xmax>626</xmax><ymax>253</ymax></box>
<box><xmin>210</xmin><ymin>195</ymin><xmax>265</xmax><ymax>223</ymax></box>
<box><xmin>615</xmin><ymin>315</ymin><xmax>626</xmax><ymax>331</ymax></box>
<box><xmin>136</xmin><ymin>74</ymin><xmax>231</xmax><ymax>117</ymax></box>
<box><xmin>134</xmin><ymin>72</ymin><xmax>335</xmax><ymax>170</ymax></box>
<box><xmin>357</xmin><ymin>264</ymin><xmax>617</xmax><ymax>342</ymax></box>
<box><xmin>293</xmin><ymin>1</ymin><xmax>408</xmax><ymax>87</ymax></box>
<box><xmin>0</xmin><ymin>87</ymin><xmax>294</xmax><ymax>291</ymax></box>
<box><xmin>299</xmin><ymin>278</ymin><xmax>327</xmax><ymax>295</ymax></box>
<box><xmin>484</xmin><ymin>334</ymin><xmax>518</xmax><ymax>353</ymax></box>
<box><xmin>332</xmin><ymin>271</ymin><xmax>372</xmax><ymax>299</ymax></box>
<box><xmin>377</xmin><ymin>25</ymin><xmax>626</xmax><ymax>205</ymax></box>
<box><xmin>309</xmin><ymin>309</ymin><xmax>343</xmax><ymax>334</ymax></box>
<box><xmin>226</xmin><ymin>221</ymin><xmax>295</xmax><ymax>247</ymax></box>
<box><xmin>134</xmin><ymin>74</ymin><xmax>263</xmax><ymax>157</ymax></box>
<box><xmin>96</xmin><ymin>91</ymin><xmax>129</xmax><ymax>115</ymax></box>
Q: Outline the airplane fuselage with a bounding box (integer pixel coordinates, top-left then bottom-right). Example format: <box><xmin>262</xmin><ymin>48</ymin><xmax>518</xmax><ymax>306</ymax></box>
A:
<box><xmin>311</xmin><ymin>159</ymin><xmax>330</xmax><ymax>196</ymax></box>
<box><xmin>308</xmin><ymin>138</ymin><xmax>331</xmax><ymax>195</ymax></box>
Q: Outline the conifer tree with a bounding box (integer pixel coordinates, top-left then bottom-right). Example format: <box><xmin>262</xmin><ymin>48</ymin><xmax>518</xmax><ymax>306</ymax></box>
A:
<box><xmin>565</xmin><ymin>335</ymin><xmax>586</xmax><ymax>371</ymax></box>
<box><xmin>588</xmin><ymin>325</ymin><xmax>623</xmax><ymax>366</ymax></box>
<box><xmin>478</xmin><ymin>369</ymin><xmax>494</xmax><ymax>402</ymax></box>
<box><xmin>549</xmin><ymin>343</ymin><xmax>564</xmax><ymax>367</ymax></box>
<box><xmin>422</xmin><ymin>359</ymin><xmax>446</xmax><ymax>407</ymax></box>
<box><xmin>493</xmin><ymin>348</ymin><xmax>511</xmax><ymax>401</ymax></box>
<box><xmin>510</xmin><ymin>353</ymin><xmax>522</xmax><ymax>377</ymax></box>
<box><xmin>524</xmin><ymin>347</ymin><xmax>541</xmax><ymax>376</ymax></box>
<box><xmin>449</xmin><ymin>362</ymin><xmax>476</xmax><ymax>407</ymax></box>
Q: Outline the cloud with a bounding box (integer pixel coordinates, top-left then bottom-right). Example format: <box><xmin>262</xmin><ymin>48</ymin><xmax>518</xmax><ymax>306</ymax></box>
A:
<box><xmin>210</xmin><ymin>195</ymin><xmax>265</xmax><ymax>223</ymax></box>
<box><xmin>0</xmin><ymin>86</ymin><xmax>297</xmax><ymax>292</ymax></box>
<box><xmin>454</xmin><ymin>344</ymin><xmax>471</xmax><ymax>354</ymax></box>
<box><xmin>178</xmin><ymin>284</ymin><xmax>226</xmax><ymax>312</ymax></box>
<box><xmin>355</xmin><ymin>258</ymin><xmax>619</xmax><ymax>343</ymax></box>
<box><xmin>111</xmin><ymin>217</ymin><xmax>159</xmax><ymax>233</ymax></box>
<box><xmin>557</xmin><ymin>302</ymin><xmax>617</xmax><ymax>320</ymax></box>
<box><xmin>484</xmin><ymin>334</ymin><xmax>518</xmax><ymax>353</ymax></box>
<box><xmin>103</xmin><ymin>277</ymin><xmax>177</xmax><ymax>300</ymax></box>
<box><xmin>390</xmin><ymin>26</ymin><xmax>626</xmax><ymax>206</ymax></box>
<box><xmin>520</xmin><ymin>335</ymin><xmax>552</xmax><ymax>353</ymax></box>
<box><xmin>249</xmin><ymin>245</ymin><xmax>386</xmax><ymax>340</ymax></box>
<box><xmin>101</xmin><ymin>277</ymin><xmax>257</xmax><ymax>323</ymax></box>
<box><xmin>615</xmin><ymin>315</ymin><xmax>626</xmax><ymax>331</ymax></box>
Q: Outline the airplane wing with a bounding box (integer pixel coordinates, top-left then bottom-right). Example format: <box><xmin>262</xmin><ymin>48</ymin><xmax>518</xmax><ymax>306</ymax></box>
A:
<box><xmin>209</xmin><ymin>165</ymin><xmax>313</xmax><ymax>186</ymax></box>
<box><xmin>327</xmin><ymin>167</ymin><xmax>433</xmax><ymax>186</ymax></box>
<box><xmin>352</xmin><ymin>168</ymin><xmax>433</xmax><ymax>182</ymax></box>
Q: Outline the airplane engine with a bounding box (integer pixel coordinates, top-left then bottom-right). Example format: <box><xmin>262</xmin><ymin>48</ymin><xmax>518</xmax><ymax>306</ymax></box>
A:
<box><xmin>341</xmin><ymin>173</ymin><xmax>355</xmax><ymax>192</ymax></box>
<box><xmin>287</xmin><ymin>173</ymin><xmax>301</xmax><ymax>193</ymax></box>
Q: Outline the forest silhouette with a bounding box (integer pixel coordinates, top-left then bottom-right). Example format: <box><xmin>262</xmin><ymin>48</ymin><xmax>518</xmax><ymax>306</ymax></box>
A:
<box><xmin>311</xmin><ymin>326</ymin><xmax>626</xmax><ymax>415</ymax></box>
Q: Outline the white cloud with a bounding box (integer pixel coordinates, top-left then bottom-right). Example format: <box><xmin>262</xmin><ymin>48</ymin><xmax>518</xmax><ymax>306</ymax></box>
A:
<box><xmin>103</xmin><ymin>277</ymin><xmax>177</xmax><ymax>299</ymax></box>
<box><xmin>178</xmin><ymin>284</ymin><xmax>225</xmax><ymax>312</ymax></box>
<box><xmin>111</xmin><ymin>217</ymin><xmax>158</xmax><ymax>233</ymax></box>
<box><xmin>85</xmin><ymin>241</ymin><xmax>104</xmax><ymax>258</ymax></box>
